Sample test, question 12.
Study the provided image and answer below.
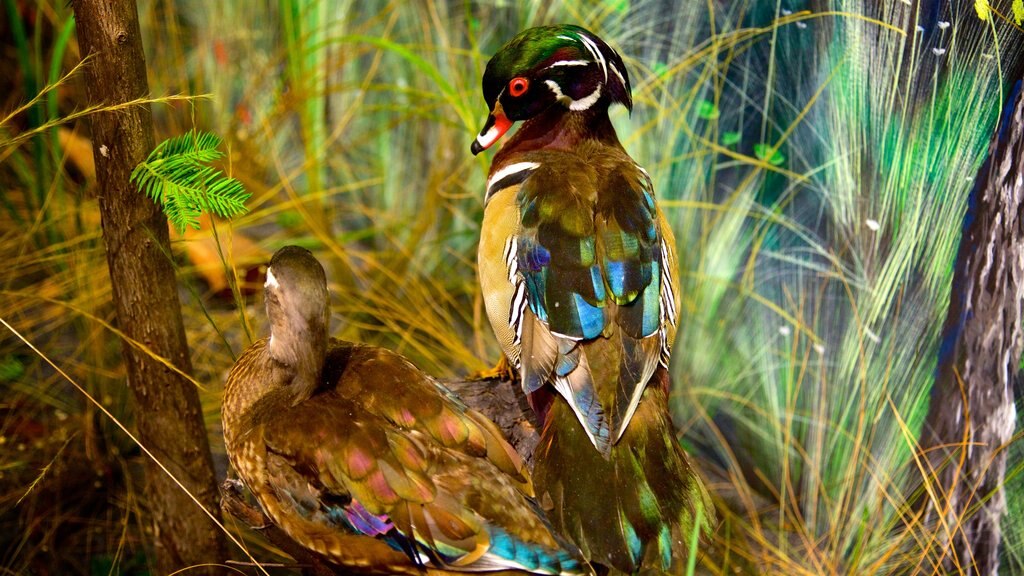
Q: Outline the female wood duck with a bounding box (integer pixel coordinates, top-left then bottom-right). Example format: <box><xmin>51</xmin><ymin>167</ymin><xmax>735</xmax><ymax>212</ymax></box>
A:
<box><xmin>472</xmin><ymin>25</ymin><xmax>714</xmax><ymax>573</ymax></box>
<box><xmin>222</xmin><ymin>246</ymin><xmax>588</xmax><ymax>575</ymax></box>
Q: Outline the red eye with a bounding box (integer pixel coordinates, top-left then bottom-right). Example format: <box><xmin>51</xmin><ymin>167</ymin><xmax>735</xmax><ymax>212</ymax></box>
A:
<box><xmin>509</xmin><ymin>77</ymin><xmax>529</xmax><ymax>97</ymax></box>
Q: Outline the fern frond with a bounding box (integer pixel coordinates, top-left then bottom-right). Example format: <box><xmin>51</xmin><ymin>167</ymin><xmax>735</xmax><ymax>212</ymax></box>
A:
<box><xmin>131</xmin><ymin>130</ymin><xmax>250</xmax><ymax>232</ymax></box>
<box><xmin>152</xmin><ymin>130</ymin><xmax>224</xmax><ymax>164</ymax></box>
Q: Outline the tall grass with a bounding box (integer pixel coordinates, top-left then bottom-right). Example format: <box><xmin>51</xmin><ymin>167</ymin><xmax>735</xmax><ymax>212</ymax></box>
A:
<box><xmin>1</xmin><ymin>0</ymin><xmax>1022</xmax><ymax>574</ymax></box>
<box><xmin>647</xmin><ymin>2</ymin><xmax>1022</xmax><ymax>573</ymax></box>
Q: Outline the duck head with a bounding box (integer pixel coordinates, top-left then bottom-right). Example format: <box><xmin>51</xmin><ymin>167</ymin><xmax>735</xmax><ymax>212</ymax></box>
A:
<box><xmin>471</xmin><ymin>24</ymin><xmax>632</xmax><ymax>155</ymax></box>
<box><xmin>265</xmin><ymin>245</ymin><xmax>330</xmax><ymax>400</ymax></box>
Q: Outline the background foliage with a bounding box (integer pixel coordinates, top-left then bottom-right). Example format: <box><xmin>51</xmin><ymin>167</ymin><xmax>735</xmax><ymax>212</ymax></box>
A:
<box><xmin>1</xmin><ymin>0</ymin><xmax>1023</xmax><ymax>574</ymax></box>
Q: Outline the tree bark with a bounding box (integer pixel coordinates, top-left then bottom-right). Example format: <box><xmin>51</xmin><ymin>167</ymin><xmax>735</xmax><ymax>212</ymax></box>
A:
<box><xmin>445</xmin><ymin>375</ymin><xmax>540</xmax><ymax>468</ymax></box>
<box><xmin>919</xmin><ymin>80</ymin><xmax>1024</xmax><ymax>576</ymax></box>
<box><xmin>71</xmin><ymin>0</ymin><xmax>226</xmax><ymax>572</ymax></box>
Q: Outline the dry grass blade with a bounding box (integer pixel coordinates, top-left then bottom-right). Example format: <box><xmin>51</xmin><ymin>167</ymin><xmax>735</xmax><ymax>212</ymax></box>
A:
<box><xmin>0</xmin><ymin>318</ymin><xmax>271</xmax><ymax>576</ymax></box>
<box><xmin>2</xmin><ymin>1</ymin><xmax>1022</xmax><ymax>573</ymax></box>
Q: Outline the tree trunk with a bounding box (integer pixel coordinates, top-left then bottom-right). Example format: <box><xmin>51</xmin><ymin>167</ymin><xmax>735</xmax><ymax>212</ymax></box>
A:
<box><xmin>919</xmin><ymin>80</ymin><xmax>1024</xmax><ymax>576</ymax></box>
<box><xmin>71</xmin><ymin>0</ymin><xmax>226</xmax><ymax>572</ymax></box>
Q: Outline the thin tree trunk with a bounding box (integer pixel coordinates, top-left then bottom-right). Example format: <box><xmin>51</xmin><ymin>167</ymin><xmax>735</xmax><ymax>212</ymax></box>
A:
<box><xmin>919</xmin><ymin>80</ymin><xmax>1024</xmax><ymax>576</ymax></box>
<box><xmin>71</xmin><ymin>0</ymin><xmax>226</xmax><ymax>572</ymax></box>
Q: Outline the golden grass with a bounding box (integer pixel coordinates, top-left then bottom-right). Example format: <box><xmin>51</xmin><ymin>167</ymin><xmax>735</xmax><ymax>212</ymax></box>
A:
<box><xmin>1</xmin><ymin>1</ymin><xmax>1021</xmax><ymax>574</ymax></box>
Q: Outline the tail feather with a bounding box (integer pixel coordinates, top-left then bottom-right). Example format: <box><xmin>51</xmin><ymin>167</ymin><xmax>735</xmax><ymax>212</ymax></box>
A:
<box><xmin>522</xmin><ymin>308</ymin><xmax>612</xmax><ymax>453</ymax></box>
<box><xmin>553</xmin><ymin>352</ymin><xmax>611</xmax><ymax>456</ymax></box>
<box><xmin>533</xmin><ymin>368</ymin><xmax>714</xmax><ymax>573</ymax></box>
<box><xmin>610</xmin><ymin>331</ymin><xmax>661</xmax><ymax>443</ymax></box>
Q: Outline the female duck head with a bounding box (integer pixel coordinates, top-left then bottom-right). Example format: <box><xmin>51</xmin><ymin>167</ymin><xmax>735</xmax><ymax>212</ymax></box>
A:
<box><xmin>264</xmin><ymin>245</ymin><xmax>330</xmax><ymax>398</ymax></box>
<box><xmin>471</xmin><ymin>24</ymin><xmax>633</xmax><ymax>155</ymax></box>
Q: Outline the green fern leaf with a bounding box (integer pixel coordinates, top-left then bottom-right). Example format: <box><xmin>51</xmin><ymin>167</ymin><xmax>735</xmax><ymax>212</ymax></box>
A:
<box><xmin>131</xmin><ymin>130</ymin><xmax>250</xmax><ymax>233</ymax></box>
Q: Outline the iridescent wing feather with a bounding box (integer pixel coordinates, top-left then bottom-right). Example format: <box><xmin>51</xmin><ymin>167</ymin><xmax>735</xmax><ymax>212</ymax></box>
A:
<box><xmin>513</xmin><ymin>156</ymin><xmax>669</xmax><ymax>446</ymax></box>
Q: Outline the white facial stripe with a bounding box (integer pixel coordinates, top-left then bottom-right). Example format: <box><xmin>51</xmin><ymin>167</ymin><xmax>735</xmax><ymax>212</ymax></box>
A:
<box><xmin>578</xmin><ymin>34</ymin><xmax>608</xmax><ymax>82</ymax></box>
<box><xmin>476</xmin><ymin>124</ymin><xmax>503</xmax><ymax>149</ymax></box>
<box><xmin>570</xmin><ymin>83</ymin><xmax>603</xmax><ymax>111</ymax></box>
<box><xmin>486</xmin><ymin>161</ymin><xmax>540</xmax><ymax>193</ymax></box>
<box><xmin>265</xmin><ymin>267</ymin><xmax>279</xmax><ymax>289</ymax></box>
<box><xmin>544</xmin><ymin>60</ymin><xmax>589</xmax><ymax>70</ymax></box>
<box><xmin>544</xmin><ymin>79</ymin><xmax>604</xmax><ymax>111</ymax></box>
<box><xmin>610</xmin><ymin>62</ymin><xmax>626</xmax><ymax>88</ymax></box>
<box><xmin>545</xmin><ymin>79</ymin><xmax>569</xmax><ymax>104</ymax></box>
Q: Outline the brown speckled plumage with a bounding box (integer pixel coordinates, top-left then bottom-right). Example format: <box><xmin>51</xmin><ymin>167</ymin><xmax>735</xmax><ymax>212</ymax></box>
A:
<box><xmin>222</xmin><ymin>246</ymin><xmax>588</xmax><ymax>575</ymax></box>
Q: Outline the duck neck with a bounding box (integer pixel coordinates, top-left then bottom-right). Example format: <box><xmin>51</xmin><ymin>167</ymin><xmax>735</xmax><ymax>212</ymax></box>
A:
<box><xmin>268</xmin><ymin>316</ymin><xmax>327</xmax><ymax>402</ymax></box>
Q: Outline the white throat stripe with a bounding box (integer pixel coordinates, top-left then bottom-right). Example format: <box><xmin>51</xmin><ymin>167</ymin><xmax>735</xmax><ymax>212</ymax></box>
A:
<box><xmin>265</xmin><ymin>267</ymin><xmax>279</xmax><ymax>289</ymax></box>
<box><xmin>571</xmin><ymin>83</ymin><xmax>603</xmax><ymax>110</ymax></box>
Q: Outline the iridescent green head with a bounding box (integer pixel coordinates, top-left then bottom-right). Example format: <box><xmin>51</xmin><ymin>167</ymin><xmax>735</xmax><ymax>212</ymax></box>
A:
<box><xmin>471</xmin><ymin>25</ymin><xmax>632</xmax><ymax>155</ymax></box>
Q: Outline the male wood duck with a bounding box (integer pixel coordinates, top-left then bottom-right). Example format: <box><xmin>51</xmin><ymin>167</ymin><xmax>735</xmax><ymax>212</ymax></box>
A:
<box><xmin>472</xmin><ymin>25</ymin><xmax>715</xmax><ymax>573</ymax></box>
<box><xmin>222</xmin><ymin>246</ymin><xmax>589</xmax><ymax>575</ymax></box>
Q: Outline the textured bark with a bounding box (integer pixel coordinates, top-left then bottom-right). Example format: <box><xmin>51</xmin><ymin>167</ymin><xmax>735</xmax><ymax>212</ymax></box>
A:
<box><xmin>919</xmin><ymin>82</ymin><xmax>1024</xmax><ymax>575</ymax></box>
<box><xmin>445</xmin><ymin>375</ymin><xmax>540</xmax><ymax>468</ymax></box>
<box><xmin>71</xmin><ymin>0</ymin><xmax>226</xmax><ymax>572</ymax></box>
